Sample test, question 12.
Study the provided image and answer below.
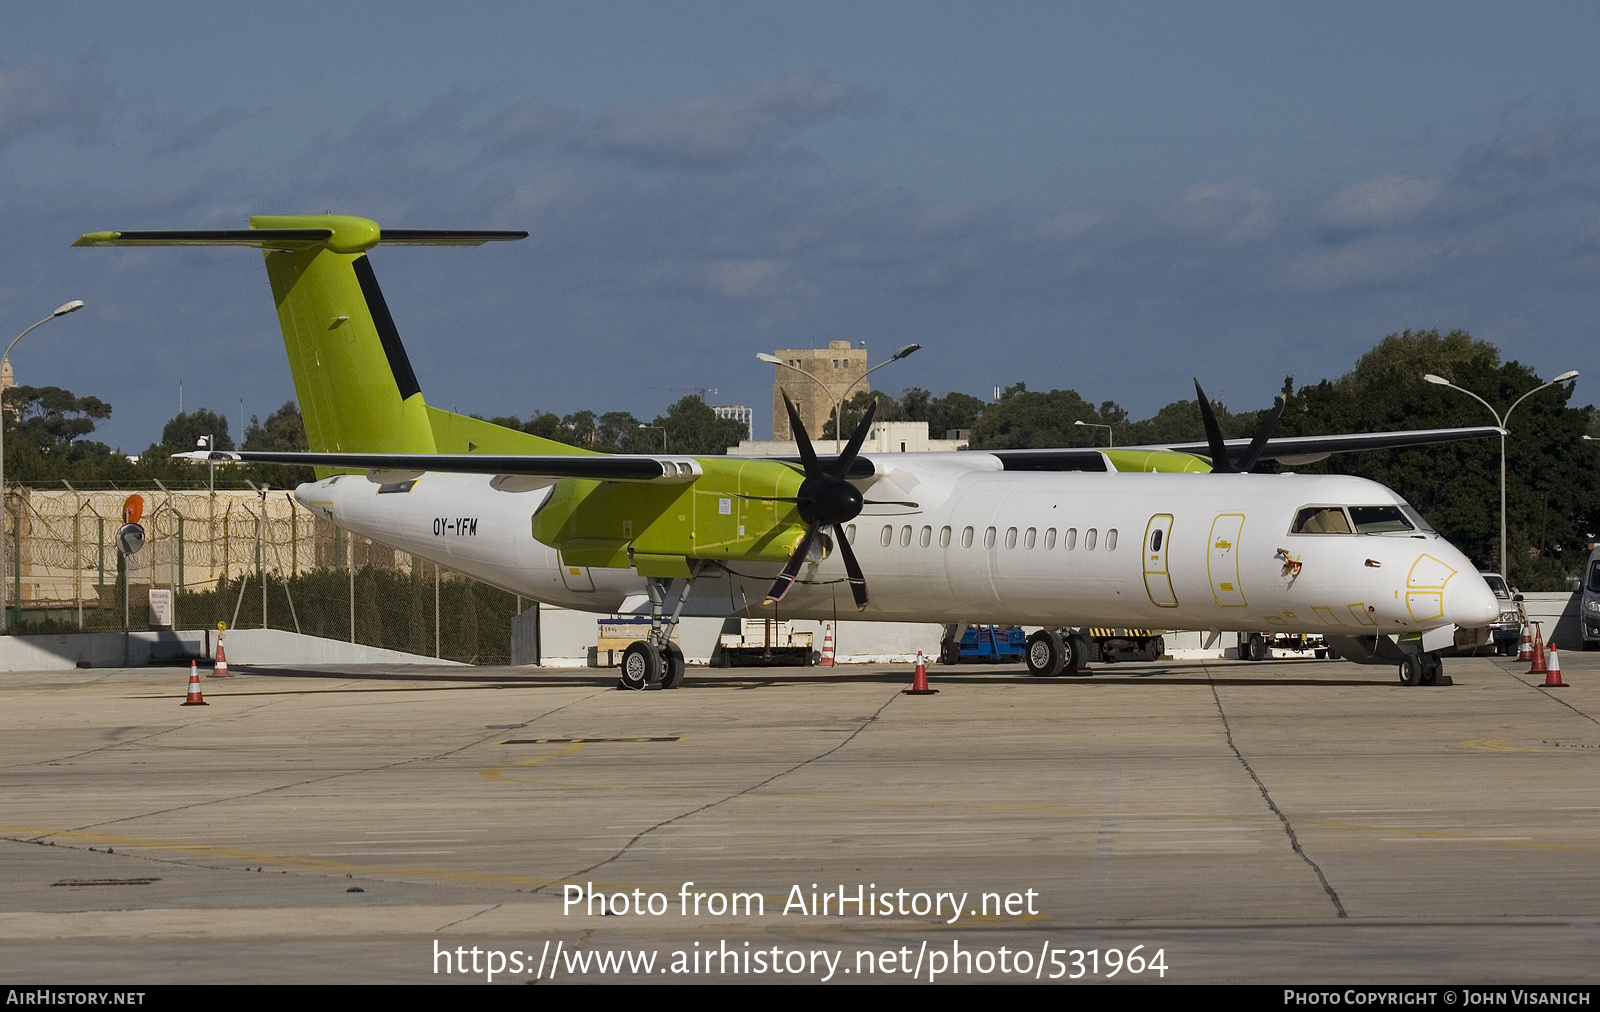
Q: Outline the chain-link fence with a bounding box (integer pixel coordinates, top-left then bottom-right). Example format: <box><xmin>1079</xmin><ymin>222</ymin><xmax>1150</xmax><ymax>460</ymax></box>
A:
<box><xmin>1</xmin><ymin>486</ymin><xmax>520</xmax><ymax>662</ymax></box>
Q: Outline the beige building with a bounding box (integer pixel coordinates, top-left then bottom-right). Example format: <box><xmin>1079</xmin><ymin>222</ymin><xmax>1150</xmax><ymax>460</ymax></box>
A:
<box><xmin>770</xmin><ymin>340</ymin><xmax>869</xmax><ymax>440</ymax></box>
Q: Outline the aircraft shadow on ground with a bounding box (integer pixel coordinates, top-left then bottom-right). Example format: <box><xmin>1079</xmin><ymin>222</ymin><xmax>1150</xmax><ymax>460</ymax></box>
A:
<box><xmin>227</xmin><ymin>664</ymin><xmax>1394</xmax><ymax>690</ymax></box>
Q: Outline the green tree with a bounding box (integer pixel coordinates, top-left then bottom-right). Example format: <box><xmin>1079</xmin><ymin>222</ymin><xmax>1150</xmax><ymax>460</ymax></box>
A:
<box><xmin>4</xmin><ymin>385</ymin><xmax>112</xmax><ymax>457</ymax></box>
<box><xmin>241</xmin><ymin>401</ymin><xmax>314</xmax><ymax>488</ymax></box>
<box><xmin>653</xmin><ymin>396</ymin><xmax>751</xmax><ymax>454</ymax></box>
<box><xmin>159</xmin><ymin>408</ymin><xmax>233</xmax><ymax>452</ymax></box>
<box><xmin>1281</xmin><ymin>330</ymin><xmax>1596</xmax><ymax>589</ymax></box>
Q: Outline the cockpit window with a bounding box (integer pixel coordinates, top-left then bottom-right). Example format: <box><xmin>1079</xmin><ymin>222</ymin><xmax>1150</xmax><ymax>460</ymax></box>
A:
<box><xmin>1348</xmin><ymin>506</ymin><xmax>1415</xmax><ymax>534</ymax></box>
<box><xmin>1291</xmin><ymin>506</ymin><xmax>1353</xmax><ymax>534</ymax></box>
<box><xmin>1400</xmin><ymin>505</ymin><xmax>1434</xmax><ymax>532</ymax></box>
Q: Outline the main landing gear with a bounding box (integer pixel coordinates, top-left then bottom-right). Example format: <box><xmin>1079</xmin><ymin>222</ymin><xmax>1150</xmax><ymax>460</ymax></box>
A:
<box><xmin>619</xmin><ymin>568</ymin><xmax>698</xmax><ymax>691</ymax></box>
<box><xmin>1025</xmin><ymin>628</ymin><xmax>1091</xmax><ymax>677</ymax></box>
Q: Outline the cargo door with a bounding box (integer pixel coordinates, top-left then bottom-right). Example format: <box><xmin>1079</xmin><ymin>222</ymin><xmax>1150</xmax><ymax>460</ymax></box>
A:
<box><xmin>1143</xmin><ymin>514</ymin><xmax>1177</xmax><ymax>607</ymax></box>
<box><xmin>1207</xmin><ymin>513</ymin><xmax>1247</xmax><ymax>607</ymax></box>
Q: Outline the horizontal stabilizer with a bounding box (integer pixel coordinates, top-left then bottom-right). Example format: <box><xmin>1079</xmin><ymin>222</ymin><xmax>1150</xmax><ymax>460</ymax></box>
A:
<box><xmin>74</xmin><ymin>229</ymin><xmax>333</xmax><ymax>249</ymax></box>
<box><xmin>74</xmin><ymin>228</ymin><xmax>527</xmax><ymax>250</ymax></box>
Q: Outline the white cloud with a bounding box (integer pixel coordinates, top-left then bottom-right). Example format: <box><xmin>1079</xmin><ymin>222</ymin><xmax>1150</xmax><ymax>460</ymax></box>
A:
<box><xmin>1320</xmin><ymin>174</ymin><xmax>1445</xmax><ymax>230</ymax></box>
<box><xmin>1288</xmin><ymin>235</ymin><xmax>1445</xmax><ymax>291</ymax></box>
<box><xmin>582</xmin><ymin>74</ymin><xmax>870</xmax><ymax>166</ymax></box>
<box><xmin>1164</xmin><ymin>179</ymin><xmax>1283</xmax><ymax>245</ymax></box>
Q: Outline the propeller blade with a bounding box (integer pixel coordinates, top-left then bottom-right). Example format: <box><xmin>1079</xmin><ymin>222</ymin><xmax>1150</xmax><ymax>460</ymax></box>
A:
<box><xmin>1236</xmin><ymin>395</ymin><xmax>1286</xmax><ymax>472</ymax></box>
<box><xmin>764</xmin><ymin>524</ymin><xmax>821</xmax><ymax>604</ymax></box>
<box><xmin>1193</xmin><ymin>379</ymin><xmax>1235</xmax><ymax>473</ymax></box>
<box><xmin>832</xmin><ymin>523</ymin><xmax>869</xmax><ymax>609</ymax></box>
<box><xmin>831</xmin><ymin>398</ymin><xmax>878</xmax><ymax>477</ymax></box>
<box><xmin>781</xmin><ymin>390</ymin><xmax>821</xmax><ymax>479</ymax></box>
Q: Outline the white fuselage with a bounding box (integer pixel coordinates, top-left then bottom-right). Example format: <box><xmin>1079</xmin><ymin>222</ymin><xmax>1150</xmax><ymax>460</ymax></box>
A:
<box><xmin>294</xmin><ymin>453</ymin><xmax>1500</xmax><ymax>636</ymax></box>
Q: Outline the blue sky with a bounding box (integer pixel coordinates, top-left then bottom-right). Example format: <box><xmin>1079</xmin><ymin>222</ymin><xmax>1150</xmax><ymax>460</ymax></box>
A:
<box><xmin>3</xmin><ymin>2</ymin><xmax>1598</xmax><ymax>448</ymax></box>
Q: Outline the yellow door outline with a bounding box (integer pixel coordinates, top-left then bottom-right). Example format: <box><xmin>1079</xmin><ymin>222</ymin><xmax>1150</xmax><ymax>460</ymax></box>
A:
<box><xmin>1143</xmin><ymin>514</ymin><xmax>1177</xmax><ymax>608</ymax></box>
<box><xmin>1208</xmin><ymin>513</ymin><xmax>1247</xmax><ymax>607</ymax></box>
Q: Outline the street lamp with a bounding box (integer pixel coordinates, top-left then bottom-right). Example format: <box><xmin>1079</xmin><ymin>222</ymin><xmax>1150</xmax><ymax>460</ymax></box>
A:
<box><xmin>196</xmin><ymin>436</ymin><xmax>217</xmax><ymax>493</ymax></box>
<box><xmin>1423</xmin><ymin>369</ymin><xmax>1579</xmax><ymax>578</ymax></box>
<box><xmin>1074</xmin><ymin>419</ymin><xmax>1114</xmax><ymax>447</ymax></box>
<box><xmin>757</xmin><ymin>344</ymin><xmax>921</xmax><ymax>451</ymax></box>
<box><xmin>638</xmin><ymin>424</ymin><xmax>667</xmax><ymax>452</ymax></box>
<box><xmin>0</xmin><ymin>300</ymin><xmax>84</xmax><ymax>633</ymax></box>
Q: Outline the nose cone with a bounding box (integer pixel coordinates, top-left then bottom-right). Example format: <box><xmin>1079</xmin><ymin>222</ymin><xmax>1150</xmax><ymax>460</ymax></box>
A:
<box><xmin>1450</xmin><ymin>572</ymin><xmax>1502</xmax><ymax>627</ymax></box>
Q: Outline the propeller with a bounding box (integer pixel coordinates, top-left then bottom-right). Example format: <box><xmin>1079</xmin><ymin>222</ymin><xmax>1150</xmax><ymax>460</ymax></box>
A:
<box><xmin>1193</xmin><ymin>380</ymin><xmax>1286</xmax><ymax>473</ymax></box>
<box><xmin>765</xmin><ymin>391</ymin><xmax>877</xmax><ymax>609</ymax></box>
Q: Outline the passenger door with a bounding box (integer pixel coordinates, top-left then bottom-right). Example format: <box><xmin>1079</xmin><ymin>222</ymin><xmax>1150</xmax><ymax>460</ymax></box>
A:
<box><xmin>1143</xmin><ymin>514</ymin><xmax>1177</xmax><ymax>608</ymax></box>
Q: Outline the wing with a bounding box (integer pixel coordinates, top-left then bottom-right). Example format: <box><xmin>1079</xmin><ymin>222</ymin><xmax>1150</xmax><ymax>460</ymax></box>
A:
<box><xmin>177</xmin><ymin>450</ymin><xmax>704</xmax><ymax>484</ymax></box>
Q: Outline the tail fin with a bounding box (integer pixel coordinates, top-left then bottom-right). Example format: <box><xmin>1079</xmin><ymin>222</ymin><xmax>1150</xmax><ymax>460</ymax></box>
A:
<box><xmin>76</xmin><ymin>214</ymin><xmax>580</xmax><ymax>457</ymax></box>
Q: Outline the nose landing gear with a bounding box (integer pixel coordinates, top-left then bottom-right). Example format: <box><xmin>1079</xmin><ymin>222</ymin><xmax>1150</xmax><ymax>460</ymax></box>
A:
<box><xmin>1397</xmin><ymin>652</ymin><xmax>1449</xmax><ymax>686</ymax></box>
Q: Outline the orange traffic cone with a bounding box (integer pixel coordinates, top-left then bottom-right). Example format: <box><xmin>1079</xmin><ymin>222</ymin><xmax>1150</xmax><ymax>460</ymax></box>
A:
<box><xmin>819</xmin><ymin>622</ymin><xmax>835</xmax><ymax>667</ymax></box>
<box><xmin>1517</xmin><ymin>625</ymin><xmax>1533</xmax><ymax>661</ymax></box>
<box><xmin>903</xmin><ymin>650</ymin><xmax>938</xmax><ymax>695</ymax></box>
<box><xmin>1528</xmin><ymin>625</ymin><xmax>1547</xmax><ymax>675</ymax></box>
<box><xmin>1542</xmin><ymin>645</ymin><xmax>1566</xmax><ymax>688</ymax></box>
<box><xmin>210</xmin><ymin>637</ymin><xmax>231</xmax><ymax>678</ymax></box>
<box><xmin>181</xmin><ymin>661</ymin><xmax>208</xmax><ymax>706</ymax></box>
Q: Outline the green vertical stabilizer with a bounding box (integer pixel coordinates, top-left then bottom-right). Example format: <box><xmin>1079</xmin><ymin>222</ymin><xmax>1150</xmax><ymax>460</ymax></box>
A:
<box><xmin>76</xmin><ymin>214</ymin><xmax>589</xmax><ymax>459</ymax></box>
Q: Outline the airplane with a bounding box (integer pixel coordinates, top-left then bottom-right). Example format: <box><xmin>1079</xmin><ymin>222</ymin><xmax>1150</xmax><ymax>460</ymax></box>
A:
<box><xmin>75</xmin><ymin>214</ymin><xmax>1504</xmax><ymax>692</ymax></box>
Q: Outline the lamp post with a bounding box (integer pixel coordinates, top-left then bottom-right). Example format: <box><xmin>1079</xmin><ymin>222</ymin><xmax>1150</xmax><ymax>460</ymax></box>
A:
<box><xmin>1074</xmin><ymin>419</ymin><xmax>1114</xmax><ymax>447</ymax></box>
<box><xmin>196</xmin><ymin>435</ymin><xmax>217</xmax><ymax>494</ymax></box>
<box><xmin>1423</xmin><ymin>369</ymin><xmax>1579</xmax><ymax>578</ymax></box>
<box><xmin>638</xmin><ymin>424</ymin><xmax>667</xmax><ymax>452</ymax></box>
<box><xmin>757</xmin><ymin>344</ymin><xmax>921</xmax><ymax>451</ymax></box>
<box><xmin>0</xmin><ymin>300</ymin><xmax>84</xmax><ymax>633</ymax></box>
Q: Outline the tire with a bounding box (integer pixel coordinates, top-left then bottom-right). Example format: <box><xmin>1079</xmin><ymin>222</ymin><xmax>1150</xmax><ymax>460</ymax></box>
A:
<box><xmin>939</xmin><ymin>641</ymin><xmax>960</xmax><ymax>665</ymax></box>
<box><xmin>1421</xmin><ymin>654</ymin><xmax>1443</xmax><ymax>686</ymax></box>
<box><xmin>1397</xmin><ymin>654</ymin><xmax>1423</xmax><ymax>686</ymax></box>
<box><xmin>1025</xmin><ymin>629</ymin><xmax>1066</xmax><ymax>677</ymax></box>
<box><xmin>1240</xmin><ymin>633</ymin><xmax>1268</xmax><ymax>662</ymax></box>
<box><xmin>619</xmin><ymin>641</ymin><xmax>661</xmax><ymax>690</ymax></box>
<box><xmin>661</xmin><ymin>642</ymin><xmax>685</xmax><ymax>689</ymax></box>
<box><xmin>1063</xmin><ymin>632</ymin><xmax>1090</xmax><ymax>676</ymax></box>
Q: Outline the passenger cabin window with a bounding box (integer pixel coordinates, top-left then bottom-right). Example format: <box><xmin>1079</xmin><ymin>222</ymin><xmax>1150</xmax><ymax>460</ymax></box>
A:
<box><xmin>1085</xmin><ymin>528</ymin><xmax>1098</xmax><ymax>551</ymax></box>
<box><xmin>1004</xmin><ymin>527</ymin><xmax>1017</xmax><ymax>549</ymax></box>
<box><xmin>900</xmin><ymin>525</ymin><xmax>913</xmax><ymax>547</ymax></box>
<box><xmin>1044</xmin><ymin>528</ymin><xmax>1056</xmax><ymax>549</ymax></box>
<box><xmin>984</xmin><ymin>527</ymin><xmax>997</xmax><ymax>549</ymax></box>
<box><xmin>1024</xmin><ymin>527</ymin><xmax>1036</xmax><ymax>549</ymax></box>
<box><xmin>1292</xmin><ymin>506</ymin><xmax>1353</xmax><ymax>534</ymax></box>
<box><xmin>1349</xmin><ymin>506</ymin><xmax>1415</xmax><ymax>534</ymax></box>
<box><xmin>846</xmin><ymin>524</ymin><xmax>856</xmax><ymax>544</ymax></box>
<box><xmin>881</xmin><ymin>525</ymin><xmax>893</xmax><ymax>547</ymax></box>
<box><xmin>1106</xmin><ymin>529</ymin><xmax>1118</xmax><ymax>551</ymax></box>
<box><xmin>1151</xmin><ymin>529</ymin><xmax>1163</xmax><ymax>552</ymax></box>
<box><xmin>939</xmin><ymin>526</ymin><xmax>951</xmax><ymax>547</ymax></box>
<box><xmin>920</xmin><ymin>526</ymin><xmax>932</xmax><ymax>547</ymax></box>
<box><xmin>1064</xmin><ymin>528</ymin><xmax>1077</xmax><ymax>550</ymax></box>
<box><xmin>961</xmin><ymin>526</ymin><xmax>974</xmax><ymax>548</ymax></box>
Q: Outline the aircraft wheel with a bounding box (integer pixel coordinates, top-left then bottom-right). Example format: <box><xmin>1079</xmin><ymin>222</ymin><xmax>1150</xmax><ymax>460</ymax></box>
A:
<box><xmin>1397</xmin><ymin>654</ymin><xmax>1423</xmax><ymax>686</ymax></box>
<box><xmin>1063</xmin><ymin>632</ymin><xmax>1090</xmax><ymax>676</ymax></box>
<box><xmin>939</xmin><ymin>640</ymin><xmax>960</xmax><ymax>665</ymax></box>
<box><xmin>619</xmin><ymin>641</ymin><xmax>661</xmax><ymax>691</ymax></box>
<box><xmin>661</xmin><ymin>643</ymin><xmax>685</xmax><ymax>689</ymax></box>
<box><xmin>1025</xmin><ymin>629</ymin><xmax>1066</xmax><ymax>677</ymax></box>
<box><xmin>1241</xmin><ymin>633</ymin><xmax>1269</xmax><ymax>662</ymax></box>
<box><xmin>1421</xmin><ymin>654</ymin><xmax>1443</xmax><ymax>686</ymax></box>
